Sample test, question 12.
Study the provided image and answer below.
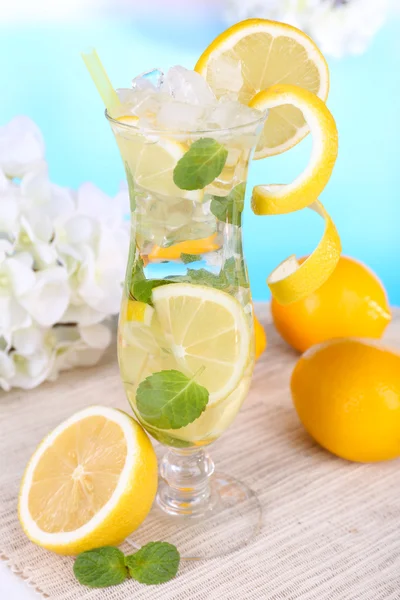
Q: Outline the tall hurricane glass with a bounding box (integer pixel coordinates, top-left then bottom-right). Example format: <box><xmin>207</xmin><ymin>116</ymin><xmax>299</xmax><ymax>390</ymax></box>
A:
<box><xmin>108</xmin><ymin>112</ymin><xmax>265</xmax><ymax>558</ymax></box>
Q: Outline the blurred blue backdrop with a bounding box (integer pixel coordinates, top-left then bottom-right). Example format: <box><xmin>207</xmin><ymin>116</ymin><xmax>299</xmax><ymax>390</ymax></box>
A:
<box><xmin>1</xmin><ymin>9</ymin><xmax>399</xmax><ymax>303</ymax></box>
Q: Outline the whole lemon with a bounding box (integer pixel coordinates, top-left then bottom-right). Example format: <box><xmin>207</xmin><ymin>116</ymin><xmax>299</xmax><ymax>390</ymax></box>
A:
<box><xmin>254</xmin><ymin>315</ymin><xmax>267</xmax><ymax>360</ymax></box>
<box><xmin>291</xmin><ymin>339</ymin><xmax>400</xmax><ymax>462</ymax></box>
<box><xmin>271</xmin><ymin>256</ymin><xmax>391</xmax><ymax>352</ymax></box>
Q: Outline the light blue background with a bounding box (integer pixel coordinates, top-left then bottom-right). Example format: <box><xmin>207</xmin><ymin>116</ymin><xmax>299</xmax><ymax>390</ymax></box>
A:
<box><xmin>1</xmin><ymin>16</ymin><xmax>399</xmax><ymax>303</ymax></box>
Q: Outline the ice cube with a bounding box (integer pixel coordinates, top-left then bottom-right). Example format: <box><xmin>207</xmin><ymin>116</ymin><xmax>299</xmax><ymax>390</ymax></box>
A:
<box><xmin>156</xmin><ymin>101</ymin><xmax>207</xmax><ymax>131</ymax></box>
<box><xmin>207</xmin><ymin>55</ymin><xmax>244</xmax><ymax>98</ymax></box>
<box><xmin>206</xmin><ymin>100</ymin><xmax>262</xmax><ymax>130</ymax></box>
<box><xmin>117</xmin><ymin>88</ymin><xmax>137</xmax><ymax>105</ymax></box>
<box><xmin>161</xmin><ymin>66</ymin><xmax>216</xmax><ymax>106</ymax></box>
<box><xmin>132</xmin><ymin>68</ymin><xmax>164</xmax><ymax>91</ymax></box>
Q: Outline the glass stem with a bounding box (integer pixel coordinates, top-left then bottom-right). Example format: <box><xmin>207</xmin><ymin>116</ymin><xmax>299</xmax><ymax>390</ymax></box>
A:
<box><xmin>157</xmin><ymin>447</ymin><xmax>215</xmax><ymax>517</ymax></box>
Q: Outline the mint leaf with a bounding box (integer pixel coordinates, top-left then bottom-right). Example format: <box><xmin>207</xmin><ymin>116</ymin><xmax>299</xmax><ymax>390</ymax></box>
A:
<box><xmin>223</xmin><ymin>257</ymin><xmax>249</xmax><ymax>288</ymax></box>
<box><xmin>136</xmin><ymin>368</ymin><xmax>209</xmax><ymax>429</ymax></box>
<box><xmin>173</xmin><ymin>138</ymin><xmax>228</xmax><ymax>191</ymax></box>
<box><xmin>128</xmin><ymin>256</ymin><xmax>174</xmax><ymax>304</ymax></box>
<box><xmin>180</xmin><ymin>253</ymin><xmax>201</xmax><ymax>264</ymax></box>
<box><xmin>210</xmin><ymin>182</ymin><xmax>246</xmax><ymax>225</ymax></box>
<box><xmin>73</xmin><ymin>547</ymin><xmax>127</xmax><ymax>588</ymax></box>
<box><xmin>184</xmin><ymin>268</ymin><xmax>225</xmax><ymax>289</ymax></box>
<box><xmin>132</xmin><ymin>278</ymin><xmax>173</xmax><ymax>304</ymax></box>
<box><xmin>125</xmin><ymin>542</ymin><xmax>180</xmax><ymax>585</ymax></box>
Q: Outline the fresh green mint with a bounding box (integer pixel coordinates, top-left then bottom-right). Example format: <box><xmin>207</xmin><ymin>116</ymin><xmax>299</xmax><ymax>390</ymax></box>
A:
<box><xmin>73</xmin><ymin>542</ymin><xmax>180</xmax><ymax>588</ymax></box>
<box><xmin>222</xmin><ymin>256</ymin><xmax>249</xmax><ymax>289</ymax></box>
<box><xmin>125</xmin><ymin>542</ymin><xmax>180</xmax><ymax>585</ymax></box>
<box><xmin>210</xmin><ymin>182</ymin><xmax>246</xmax><ymax>226</ymax></box>
<box><xmin>180</xmin><ymin>252</ymin><xmax>201</xmax><ymax>264</ymax></box>
<box><xmin>173</xmin><ymin>138</ymin><xmax>228</xmax><ymax>190</ymax></box>
<box><xmin>73</xmin><ymin>547</ymin><xmax>127</xmax><ymax>588</ymax></box>
<box><xmin>177</xmin><ymin>259</ymin><xmax>249</xmax><ymax>291</ymax></box>
<box><xmin>132</xmin><ymin>278</ymin><xmax>173</xmax><ymax>304</ymax></box>
<box><xmin>136</xmin><ymin>368</ymin><xmax>209</xmax><ymax>429</ymax></box>
<box><xmin>128</xmin><ymin>256</ymin><xmax>173</xmax><ymax>305</ymax></box>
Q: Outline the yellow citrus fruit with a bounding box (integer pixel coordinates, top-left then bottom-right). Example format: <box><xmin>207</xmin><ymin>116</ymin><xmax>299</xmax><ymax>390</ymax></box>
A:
<box><xmin>254</xmin><ymin>315</ymin><xmax>267</xmax><ymax>360</ymax></box>
<box><xmin>249</xmin><ymin>85</ymin><xmax>338</xmax><ymax>216</ymax></box>
<box><xmin>18</xmin><ymin>406</ymin><xmax>157</xmax><ymax>555</ymax></box>
<box><xmin>152</xmin><ymin>283</ymin><xmax>251</xmax><ymax>405</ymax></box>
<box><xmin>272</xmin><ymin>256</ymin><xmax>391</xmax><ymax>352</ymax></box>
<box><xmin>195</xmin><ymin>18</ymin><xmax>329</xmax><ymax>159</ymax></box>
<box><xmin>291</xmin><ymin>339</ymin><xmax>400</xmax><ymax>462</ymax></box>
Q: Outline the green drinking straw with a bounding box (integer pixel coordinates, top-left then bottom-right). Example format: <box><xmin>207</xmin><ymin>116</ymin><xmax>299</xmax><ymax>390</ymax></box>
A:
<box><xmin>81</xmin><ymin>48</ymin><xmax>121</xmax><ymax>116</ymax></box>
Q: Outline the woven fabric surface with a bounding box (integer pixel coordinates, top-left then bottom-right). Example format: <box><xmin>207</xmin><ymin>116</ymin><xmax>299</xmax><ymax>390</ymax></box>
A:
<box><xmin>1</xmin><ymin>306</ymin><xmax>400</xmax><ymax>600</ymax></box>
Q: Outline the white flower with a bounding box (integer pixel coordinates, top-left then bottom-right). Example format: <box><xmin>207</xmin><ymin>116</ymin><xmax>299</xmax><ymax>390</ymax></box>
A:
<box><xmin>48</xmin><ymin>321</ymin><xmax>112</xmax><ymax>380</ymax></box>
<box><xmin>20</xmin><ymin>267</ymin><xmax>71</xmax><ymax>327</ymax></box>
<box><xmin>0</xmin><ymin>255</ymin><xmax>35</xmax><ymax>334</ymax></box>
<box><xmin>0</xmin><ymin>116</ymin><xmax>130</xmax><ymax>391</ymax></box>
<box><xmin>223</xmin><ymin>0</ymin><xmax>389</xmax><ymax>58</ymax></box>
<box><xmin>0</xmin><ymin>116</ymin><xmax>45</xmax><ymax>178</ymax></box>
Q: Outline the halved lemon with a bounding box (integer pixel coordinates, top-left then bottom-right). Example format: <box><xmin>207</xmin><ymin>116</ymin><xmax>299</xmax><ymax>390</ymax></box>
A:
<box><xmin>195</xmin><ymin>18</ymin><xmax>329</xmax><ymax>159</ymax></box>
<box><xmin>152</xmin><ymin>283</ymin><xmax>252</xmax><ymax>405</ymax></box>
<box><xmin>18</xmin><ymin>406</ymin><xmax>157</xmax><ymax>555</ymax></box>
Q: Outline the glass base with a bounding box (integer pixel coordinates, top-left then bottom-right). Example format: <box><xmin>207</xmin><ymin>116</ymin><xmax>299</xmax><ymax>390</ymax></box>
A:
<box><xmin>125</xmin><ymin>472</ymin><xmax>262</xmax><ymax>560</ymax></box>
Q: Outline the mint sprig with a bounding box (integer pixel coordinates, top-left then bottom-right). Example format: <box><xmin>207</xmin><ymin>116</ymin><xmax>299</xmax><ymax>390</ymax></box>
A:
<box><xmin>136</xmin><ymin>368</ymin><xmax>209</xmax><ymax>429</ymax></box>
<box><xmin>125</xmin><ymin>542</ymin><xmax>180</xmax><ymax>585</ymax></box>
<box><xmin>173</xmin><ymin>138</ymin><xmax>228</xmax><ymax>190</ymax></box>
<box><xmin>210</xmin><ymin>182</ymin><xmax>246</xmax><ymax>226</ymax></box>
<box><xmin>73</xmin><ymin>542</ymin><xmax>180</xmax><ymax>588</ymax></box>
<box><xmin>73</xmin><ymin>547</ymin><xmax>127</xmax><ymax>588</ymax></box>
<box><xmin>133</xmin><ymin>278</ymin><xmax>174</xmax><ymax>304</ymax></box>
<box><xmin>180</xmin><ymin>252</ymin><xmax>201</xmax><ymax>264</ymax></box>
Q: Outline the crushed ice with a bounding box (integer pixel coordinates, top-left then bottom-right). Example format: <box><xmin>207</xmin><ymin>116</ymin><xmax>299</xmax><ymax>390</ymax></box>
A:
<box><xmin>116</xmin><ymin>65</ymin><xmax>262</xmax><ymax>132</ymax></box>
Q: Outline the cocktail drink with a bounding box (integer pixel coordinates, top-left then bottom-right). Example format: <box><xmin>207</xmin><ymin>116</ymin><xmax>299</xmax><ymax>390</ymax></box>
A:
<box><xmin>84</xmin><ymin>18</ymin><xmax>340</xmax><ymax>558</ymax></box>
<box><xmin>110</xmin><ymin>73</ymin><xmax>264</xmax><ymax>449</ymax></box>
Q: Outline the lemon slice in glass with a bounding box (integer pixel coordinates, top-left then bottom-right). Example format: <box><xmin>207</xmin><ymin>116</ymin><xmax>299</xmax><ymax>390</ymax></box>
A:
<box><xmin>152</xmin><ymin>283</ymin><xmax>252</xmax><ymax>405</ymax></box>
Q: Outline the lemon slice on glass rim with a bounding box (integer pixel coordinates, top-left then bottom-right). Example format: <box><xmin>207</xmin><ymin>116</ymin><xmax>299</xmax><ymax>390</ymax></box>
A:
<box><xmin>195</xmin><ymin>18</ymin><xmax>329</xmax><ymax>159</ymax></box>
<box><xmin>196</xmin><ymin>19</ymin><xmax>341</xmax><ymax>305</ymax></box>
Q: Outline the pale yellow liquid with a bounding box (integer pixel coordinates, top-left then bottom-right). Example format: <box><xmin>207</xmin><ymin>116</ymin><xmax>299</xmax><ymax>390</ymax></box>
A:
<box><xmin>112</xmin><ymin>123</ymin><xmax>259</xmax><ymax>448</ymax></box>
<box><xmin>118</xmin><ymin>291</ymin><xmax>254</xmax><ymax>448</ymax></box>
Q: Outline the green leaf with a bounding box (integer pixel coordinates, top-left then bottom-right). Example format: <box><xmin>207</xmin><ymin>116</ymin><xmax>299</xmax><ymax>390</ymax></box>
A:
<box><xmin>132</xmin><ymin>278</ymin><xmax>173</xmax><ymax>304</ymax></box>
<box><xmin>223</xmin><ymin>257</ymin><xmax>249</xmax><ymax>289</ymax></box>
<box><xmin>125</xmin><ymin>542</ymin><xmax>180</xmax><ymax>585</ymax></box>
<box><xmin>180</xmin><ymin>253</ymin><xmax>201</xmax><ymax>264</ymax></box>
<box><xmin>128</xmin><ymin>255</ymin><xmax>174</xmax><ymax>305</ymax></box>
<box><xmin>136</xmin><ymin>369</ymin><xmax>209</xmax><ymax>429</ymax></box>
<box><xmin>73</xmin><ymin>547</ymin><xmax>127</xmax><ymax>588</ymax></box>
<box><xmin>173</xmin><ymin>138</ymin><xmax>228</xmax><ymax>191</ymax></box>
<box><xmin>184</xmin><ymin>268</ymin><xmax>225</xmax><ymax>289</ymax></box>
<box><xmin>210</xmin><ymin>182</ymin><xmax>246</xmax><ymax>225</ymax></box>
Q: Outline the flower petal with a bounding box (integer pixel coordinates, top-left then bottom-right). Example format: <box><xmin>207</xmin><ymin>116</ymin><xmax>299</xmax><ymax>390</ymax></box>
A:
<box><xmin>0</xmin><ymin>116</ymin><xmax>45</xmax><ymax>177</ymax></box>
<box><xmin>79</xmin><ymin>322</ymin><xmax>112</xmax><ymax>349</ymax></box>
<box><xmin>9</xmin><ymin>349</ymin><xmax>54</xmax><ymax>389</ymax></box>
<box><xmin>19</xmin><ymin>267</ymin><xmax>70</xmax><ymax>327</ymax></box>
<box><xmin>2</xmin><ymin>257</ymin><xmax>35</xmax><ymax>296</ymax></box>
<box><xmin>60</xmin><ymin>302</ymin><xmax>107</xmax><ymax>326</ymax></box>
<box><xmin>12</xmin><ymin>326</ymin><xmax>44</xmax><ymax>355</ymax></box>
<box><xmin>0</xmin><ymin>350</ymin><xmax>16</xmax><ymax>391</ymax></box>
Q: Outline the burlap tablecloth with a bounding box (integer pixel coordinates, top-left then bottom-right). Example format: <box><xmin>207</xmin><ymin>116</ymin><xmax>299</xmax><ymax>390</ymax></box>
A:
<box><xmin>1</xmin><ymin>306</ymin><xmax>400</xmax><ymax>600</ymax></box>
